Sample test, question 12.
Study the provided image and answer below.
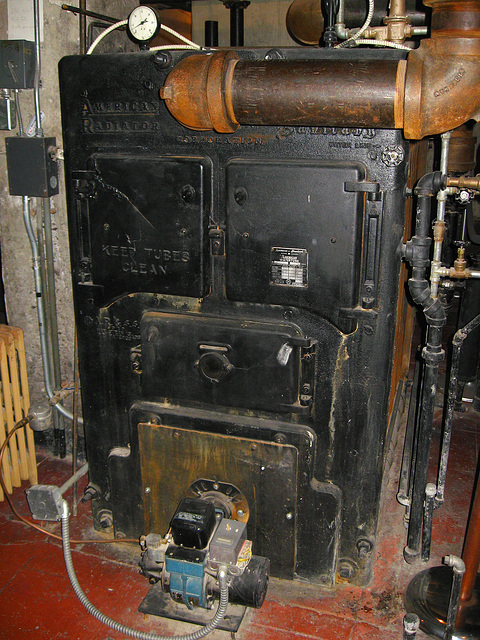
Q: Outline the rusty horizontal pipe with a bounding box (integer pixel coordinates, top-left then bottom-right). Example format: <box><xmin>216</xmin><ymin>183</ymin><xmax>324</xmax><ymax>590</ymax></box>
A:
<box><xmin>160</xmin><ymin>0</ymin><xmax>480</xmax><ymax>139</ymax></box>
<box><xmin>231</xmin><ymin>58</ymin><xmax>403</xmax><ymax>129</ymax></box>
<box><xmin>160</xmin><ymin>51</ymin><xmax>406</xmax><ymax>132</ymax></box>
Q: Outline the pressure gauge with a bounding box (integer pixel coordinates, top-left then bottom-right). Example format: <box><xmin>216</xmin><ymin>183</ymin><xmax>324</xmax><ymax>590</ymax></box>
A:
<box><xmin>127</xmin><ymin>6</ymin><xmax>161</xmax><ymax>44</ymax></box>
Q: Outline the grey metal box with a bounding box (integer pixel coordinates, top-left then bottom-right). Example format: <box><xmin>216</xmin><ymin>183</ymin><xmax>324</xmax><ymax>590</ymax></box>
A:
<box><xmin>0</xmin><ymin>41</ymin><xmax>35</xmax><ymax>89</ymax></box>
<box><xmin>6</xmin><ymin>136</ymin><xmax>59</xmax><ymax>197</ymax></box>
<box><xmin>210</xmin><ymin>520</ymin><xmax>247</xmax><ymax>566</ymax></box>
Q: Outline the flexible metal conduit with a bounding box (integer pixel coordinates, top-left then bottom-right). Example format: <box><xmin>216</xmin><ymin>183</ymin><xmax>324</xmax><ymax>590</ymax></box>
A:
<box><xmin>61</xmin><ymin>500</ymin><xmax>228</xmax><ymax>640</ymax></box>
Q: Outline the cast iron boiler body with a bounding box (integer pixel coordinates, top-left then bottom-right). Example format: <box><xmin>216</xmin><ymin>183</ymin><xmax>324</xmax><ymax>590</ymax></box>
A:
<box><xmin>59</xmin><ymin>46</ymin><xmax>409</xmax><ymax>587</ymax></box>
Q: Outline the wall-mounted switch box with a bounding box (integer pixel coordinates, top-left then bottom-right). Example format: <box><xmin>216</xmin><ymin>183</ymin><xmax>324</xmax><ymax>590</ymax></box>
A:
<box><xmin>6</xmin><ymin>136</ymin><xmax>59</xmax><ymax>197</ymax></box>
<box><xmin>0</xmin><ymin>40</ymin><xmax>35</xmax><ymax>89</ymax></box>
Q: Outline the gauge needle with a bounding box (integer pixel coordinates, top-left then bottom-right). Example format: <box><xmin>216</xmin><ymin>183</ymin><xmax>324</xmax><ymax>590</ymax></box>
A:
<box><xmin>133</xmin><ymin>18</ymin><xmax>149</xmax><ymax>29</ymax></box>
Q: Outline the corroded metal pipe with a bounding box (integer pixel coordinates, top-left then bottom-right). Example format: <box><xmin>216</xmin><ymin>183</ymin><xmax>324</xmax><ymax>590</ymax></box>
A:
<box><xmin>231</xmin><ymin>58</ymin><xmax>403</xmax><ymax>128</ymax></box>
<box><xmin>160</xmin><ymin>51</ymin><xmax>406</xmax><ymax>132</ymax></box>
<box><xmin>160</xmin><ymin>0</ymin><xmax>480</xmax><ymax>140</ymax></box>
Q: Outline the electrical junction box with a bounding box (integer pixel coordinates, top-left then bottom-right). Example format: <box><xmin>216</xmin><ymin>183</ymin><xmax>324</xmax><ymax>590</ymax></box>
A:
<box><xmin>25</xmin><ymin>484</ymin><xmax>63</xmax><ymax>521</ymax></box>
<box><xmin>210</xmin><ymin>520</ymin><xmax>247</xmax><ymax>566</ymax></box>
<box><xmin>0</xmin><ymin>41</ymin><xmax>35</xmax><ymax>89</ymax></box>
<box><xmin>5</xmin><ymin>136</ymin><xmax>59</xmax><ymax>197</ymax></box>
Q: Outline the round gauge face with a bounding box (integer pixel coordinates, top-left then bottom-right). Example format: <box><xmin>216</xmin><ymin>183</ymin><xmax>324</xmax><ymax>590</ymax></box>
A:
<box><xmin>128</xmin><ymin>6</ymin><xmax>160</xmax><ymax>42</ymax></box>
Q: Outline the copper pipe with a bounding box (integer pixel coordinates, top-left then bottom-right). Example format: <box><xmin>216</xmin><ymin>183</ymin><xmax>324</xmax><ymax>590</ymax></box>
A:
<box><xmin>457</xmin><ymin>365</ymin><xmax>480</xmax><ymax>624</ymax></box>
<box><xmin>447</xmin><ymin>175</ymin><xmax>480</xmax><ymax>190</ymax></box>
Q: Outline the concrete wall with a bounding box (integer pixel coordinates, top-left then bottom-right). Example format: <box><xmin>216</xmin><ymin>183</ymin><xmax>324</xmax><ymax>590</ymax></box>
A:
<box><xmin>192</xmin><ymin>0</ymin><xmax>297</xmax><ymax>47</ymax></box>
<box><xmin>0</xmin><ymin>1</ymin><xmax>137</xmax><ymax>446</ymax></box>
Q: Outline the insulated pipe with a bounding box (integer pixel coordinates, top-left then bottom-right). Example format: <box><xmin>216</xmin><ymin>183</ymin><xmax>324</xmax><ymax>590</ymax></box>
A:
<box><xmin>160</xmin><ymin>0</ymin><xmax>480</xmax><ymax>139</ymax></box>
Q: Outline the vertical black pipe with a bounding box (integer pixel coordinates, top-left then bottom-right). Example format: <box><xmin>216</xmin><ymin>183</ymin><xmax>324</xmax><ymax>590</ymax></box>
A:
<box><xmin>436</xmin><ymin>312</ymin><xmax>480</xmax><ymax>507</ymax></box>
<box><xmin>205</xmin><ymin>20</ymin><xmax>219</xmax><ymax>47</ymax></box>
<box><xmin>421</xmin><ymin>483</ymin><xmax>437</xmax><ymax>561</ymax></box>
<box><xmin>223</xmin><ymin>1</ymin><xmax>250</xmax><ymax>46</ymax></box>
<box><xmin>444</xmin><ymin>556</ymin><xmax>466</xmax><ymax>640</ymax></box>
<box><xmin>397</xmin><ymin>354</ymin><xmax>422</xmax><ymax>507</ymax></box>
<box><xmin>403</xmin><ymin>172</ymin><xmax>447</xmax><ymax>563</ymax></box>
<box><xmin>403</xmin><ymin>613</ymin><xmax>420</xmax><ymax>640</ymax></box>
<box><xmin>405</xmin><ymin>324</ymin><xmax>444</xmax><ymax>561</ymax></box>
<box><xmin>322</xmin><ymin>0</ymin><xmax>339</xmax><ymax>47</ymax></box>
<box><xmin>80</xmin><ymin>0</ymin><xmax>87</xmax><ymax>55</ymax></box>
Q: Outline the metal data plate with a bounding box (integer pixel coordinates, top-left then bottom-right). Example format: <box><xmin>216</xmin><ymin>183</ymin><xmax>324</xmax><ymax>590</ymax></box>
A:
<box><xmin>138</xmin><ymin>423</ymin><xmax>298</xmax><ymax>579</ymax></box>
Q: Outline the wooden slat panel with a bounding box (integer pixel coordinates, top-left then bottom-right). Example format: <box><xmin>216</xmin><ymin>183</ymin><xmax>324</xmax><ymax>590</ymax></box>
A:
<box><xmin>0</xmin><ymin>338</ymin><xmax>20</xmax><ymax>487</ymax></box>
<box><xmin>0</xmin><ymin>326</ymin><xmax>38</xmax><ymax>500</ymax></box>
<box><xmin>0</xmin><ymin>328</ymin><xmax>29</xmax><ymax>480</ymax></box>
<box><xmin>1</xmin><ymin>326</ymin><xmax>37</xmax><ymax>484</ymax></box>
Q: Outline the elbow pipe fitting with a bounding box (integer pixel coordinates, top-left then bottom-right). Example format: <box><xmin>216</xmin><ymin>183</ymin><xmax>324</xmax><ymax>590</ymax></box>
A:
<box><xmin>414</xmin><ymin>171</ymin><xmax>446</xmax><ymax>196</ymax></box>
<box><xmin>408</xmin><ymin>278</ymin><xmax>446</xmax><ymax>327</ymax></box>
<box><xmin>160</xmin><ymin>2</ymin><xmax>480</xmax><ymax>140</ymax></box>
<box><xmin>403</xmin><ymin>37</ymin><xmax>480</xmax><ymax>139</ymax></box>
<box><xmin>444</xmin><ymin>555</ymin><xmax>466</xmax><ymax>575</ymax></box>
<box><xmin>403</xmin><ymin>0</ymin><xmax>480</xmax><ymax>139</ymax></box>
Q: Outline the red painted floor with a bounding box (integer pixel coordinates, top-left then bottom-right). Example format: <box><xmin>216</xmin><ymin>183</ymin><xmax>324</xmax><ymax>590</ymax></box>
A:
<box><xmin>0</xmin><ymin>390</ymin><xmax>478</xmax><ymax>639</ymax></box>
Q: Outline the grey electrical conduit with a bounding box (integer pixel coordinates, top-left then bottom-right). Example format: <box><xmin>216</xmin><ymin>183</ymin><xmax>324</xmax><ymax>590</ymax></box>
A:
<box><xmin>61</xmin><ymin>500</ymin><xmax>229</xmax><ymax>640</ymax></box>
<box><xmin>30</xmin><ymin>0</ymin><xmax>79</xmax><ymax>424</ymax></box>
<box><xmin>22</xmin><ymin>197</ymin><xmax>81</xmax><ymax>424</ymax></box>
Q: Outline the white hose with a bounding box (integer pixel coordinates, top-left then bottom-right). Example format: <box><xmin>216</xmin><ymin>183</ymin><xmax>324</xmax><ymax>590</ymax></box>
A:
<box><xmin>87</xmin><ymin>20</ymin><xmax>201</xmax><ymax>55</ymax></box>
<box><xmin>87</xmin><ymin>20</ymin><xmax>128</xmax><ymax>54</ymax></box>
<box><xmin>150</xmin><ymin>45</ymin><xmax>199</xmax><ymax>52</ymax></box>
<box><xmin>159</xmin><ymin>25</ymin><xmax>201</xmax><ymax>49</ymax></box>
<box><xmin>336</xmin><ymin>0</ymin><xmax>375</xmax><ymax>47</ymax></box>
<box><xmin>347</xmin><ymin>38</ymin><xmax>411</xmax><ymax>50</ymax></box>
<box><xmin>61</xmin><ymin>501</ymin><xmax>229</xmax><ymax>640</ymax></box>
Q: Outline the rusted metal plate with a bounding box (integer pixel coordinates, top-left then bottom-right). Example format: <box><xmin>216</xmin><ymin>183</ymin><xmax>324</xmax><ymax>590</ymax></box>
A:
<box><xmin>139</xmin><ymin>422</ymin><xmax>298</xmax><ymax>579</ymax></box>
